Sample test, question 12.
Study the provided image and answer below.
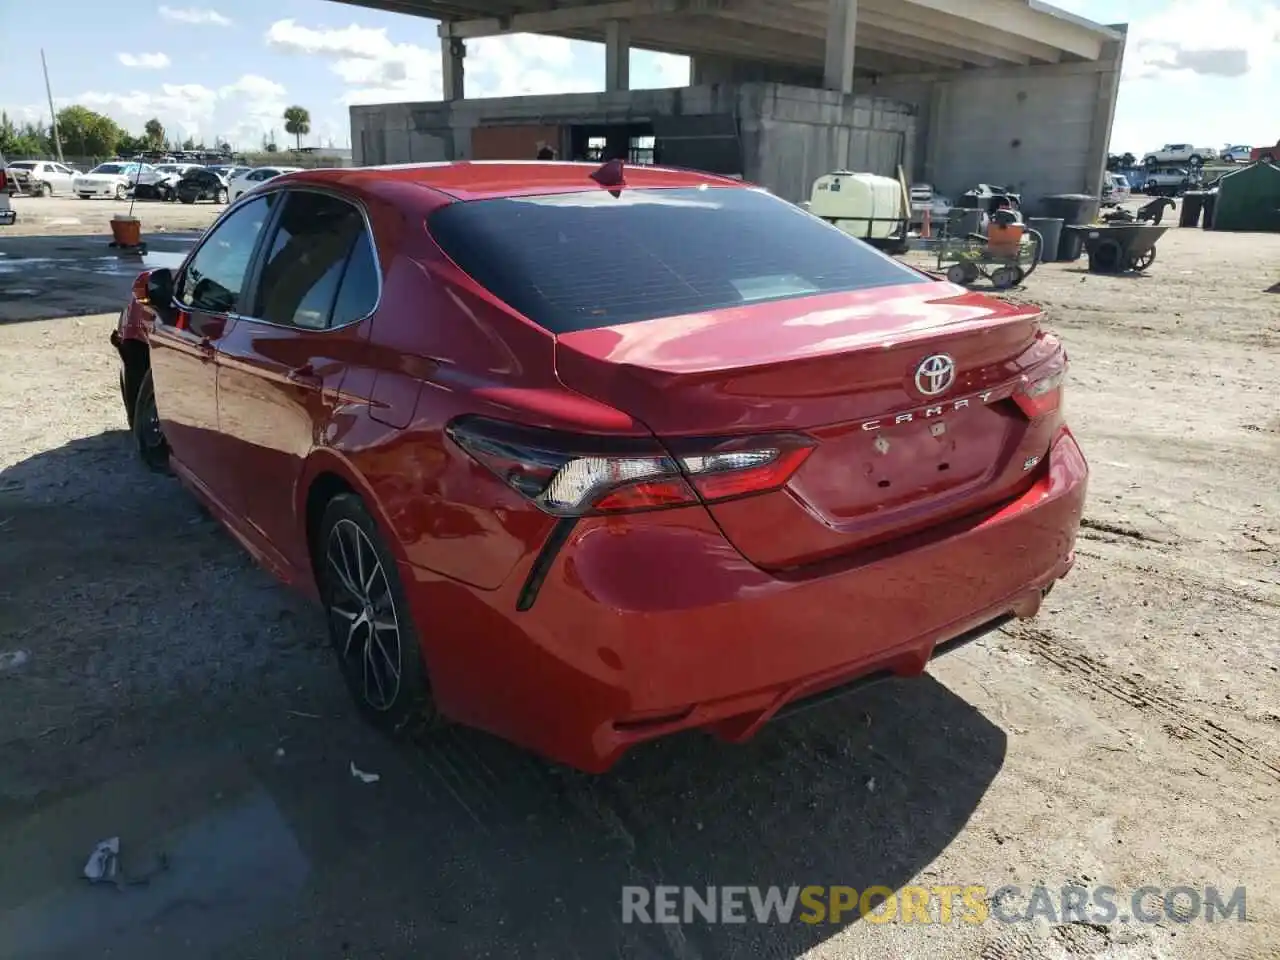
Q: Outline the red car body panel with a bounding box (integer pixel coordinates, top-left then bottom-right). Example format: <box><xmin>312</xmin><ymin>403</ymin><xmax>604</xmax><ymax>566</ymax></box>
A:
<box><xmin>112</xmin><ymin>162</ymin><xmax>1088</xmax><ymax>772</ymax></box>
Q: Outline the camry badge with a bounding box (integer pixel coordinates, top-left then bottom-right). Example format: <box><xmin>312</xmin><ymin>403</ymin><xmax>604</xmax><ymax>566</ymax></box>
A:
<box><xmin>915</xmin><ymin>354</ymin><xmax>956</xmax><ymax>396</ymax></box>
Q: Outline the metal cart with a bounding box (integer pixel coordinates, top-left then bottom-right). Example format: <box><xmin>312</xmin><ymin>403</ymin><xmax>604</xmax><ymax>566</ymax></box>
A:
<box><xmin>1065</xmin><ymin>224</ymin><xmax>1169</xmax><ymax>273</ymax></box>
<box><xmin>934</xmin><ymin>228</ymin><xmax>1044</xmax><ymax>290</ymax></box>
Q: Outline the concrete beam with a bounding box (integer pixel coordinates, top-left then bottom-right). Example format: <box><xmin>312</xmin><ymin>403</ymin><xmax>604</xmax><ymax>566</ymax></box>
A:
<box><xmin>441</xmin><ymin>35</ymin><xmax>465</xmax><ymax>100</ymax></box>
<box><xmin>894</xmin><ymin>0</ymin><xmax>1103</xmax><ymax>60</ymax></box>
<box><xmin>791</xmin><ymin>0</ymin><xmax>1057</xmax><ymax>62</ymax></box>
<box><xmin>824</xmin><ymin>0</ymin><xmax>858</xmax><ymax>92</ymax></box>
<box><xmin>437</xmin><ymin>0</ymin><xmax>725</xmax><ymax>39</ymax></box>
<box><xmin>605</xmin><ymin>19</ymin><xmax>631</xmax><ymax>91</ymax></box>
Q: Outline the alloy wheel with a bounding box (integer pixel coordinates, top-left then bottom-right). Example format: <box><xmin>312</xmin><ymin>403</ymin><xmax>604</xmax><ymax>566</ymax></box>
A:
<box><xmin>325</xmin><ymin>518</ymin><xmax>403</xmax><ymax>712</ymax></box>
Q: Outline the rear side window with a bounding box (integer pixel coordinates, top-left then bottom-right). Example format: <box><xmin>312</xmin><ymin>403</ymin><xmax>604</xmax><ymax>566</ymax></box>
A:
<box><xmin>254</xmin><ymin>191</ymin><xmax>373</xmax><ymax>329</ymax></box>
<box><xmin>428</xmin><ymin>186</ymin><xmax>925</xmax><ymax>333</ymax></box>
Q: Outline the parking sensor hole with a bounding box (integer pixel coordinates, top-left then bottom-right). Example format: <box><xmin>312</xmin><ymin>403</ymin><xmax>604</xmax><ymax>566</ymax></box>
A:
<box><xmin>877</xmin><ymin>479</ymin><xmax>891</xmax><ymax>488</ymax></box>
<box><xmin>938</xmin><ymin>462</ymin><xmax>951</xmax><ymax>471</ymax></box>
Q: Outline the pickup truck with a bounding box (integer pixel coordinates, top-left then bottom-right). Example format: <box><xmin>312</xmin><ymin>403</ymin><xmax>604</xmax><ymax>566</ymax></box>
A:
<box><xmin>1250</xmin><ymin>142</ymin><xmax>1278</xmax><ymax>163</ymax></box>
<box><xmin>0</xmin><ymin>152</ymin><xmax>16</xmax><ymax>226</ymax></box>
<box><xmin>1142</xmin><ymin>144</ymin><xmax>1216</xmax><ymax>168</ymax></box>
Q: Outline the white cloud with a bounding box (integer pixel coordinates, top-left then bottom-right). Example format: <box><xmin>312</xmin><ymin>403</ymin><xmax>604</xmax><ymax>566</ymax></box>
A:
<box><xmin>117</xmin><ymin>52</ymin><xmax>171</xmax><ymax>69</ymax></box>
<box><xmin>158</xmin><ymin>6</ymin><xmax>231</xmax><ymax>26</ymax></box>
<box><xmin>1119</xmin><ymin>0</ymin><xmax>1280</xmax><ymax>81</ymax></box>
<box><xmin>54</xmin><ymin>73</ymin><xmax>289</xmax><ymax>149</ymax></box>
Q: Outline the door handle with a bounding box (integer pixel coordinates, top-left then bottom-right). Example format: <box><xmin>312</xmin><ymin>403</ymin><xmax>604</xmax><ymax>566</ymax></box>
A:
<box><xmin>287</xmin><ymin>364</ymin><xmax>323</xmax><ymax>389</ymax></box>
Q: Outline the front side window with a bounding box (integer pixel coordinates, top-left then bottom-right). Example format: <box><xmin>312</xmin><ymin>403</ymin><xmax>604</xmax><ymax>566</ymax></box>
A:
<box><xmin>178</xmin><ymin>194</ymin><xmax>276</xmax><ymax>314</ymax></box>
<box><xmin>428</xmin><ymin>186</ymin><xmax>926</xmax><ymax>334</ymax></box>
<box><xmin>253</xmin><ymin>192</ymin><xmax>372</xmax><ymax>329</ymax></box>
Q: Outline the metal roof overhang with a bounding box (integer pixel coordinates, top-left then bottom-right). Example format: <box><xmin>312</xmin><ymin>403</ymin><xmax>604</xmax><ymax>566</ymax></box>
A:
<box><xmin>328</xmin><ymin>0</ymin><xmax>1120</xmax><ymax>73</ymax></box>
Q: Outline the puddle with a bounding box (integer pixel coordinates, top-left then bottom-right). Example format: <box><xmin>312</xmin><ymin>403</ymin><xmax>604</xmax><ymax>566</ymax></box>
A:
<box><xmin>0</xmin><ymin>756</ymin><xmax>308</xmax><ymax>958</ymax></box>
<box><xmin>0</xmin><ymin>251</ymin><xmax>187</xmax><ymax>277</ymax></box>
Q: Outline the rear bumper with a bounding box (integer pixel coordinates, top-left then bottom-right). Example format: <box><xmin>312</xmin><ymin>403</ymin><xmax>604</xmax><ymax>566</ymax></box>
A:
<box><xmin>403</xmin><ymin>427</ymin><xmax>1088</xmax><ymax>772</ymax></box>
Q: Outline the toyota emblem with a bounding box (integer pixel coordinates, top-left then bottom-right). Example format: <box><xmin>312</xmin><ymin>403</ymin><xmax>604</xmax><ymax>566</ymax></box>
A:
<box><xmin>914</xmin><ymin>354</ymin><xmax>956</xmax><ymax>396</ymax></box>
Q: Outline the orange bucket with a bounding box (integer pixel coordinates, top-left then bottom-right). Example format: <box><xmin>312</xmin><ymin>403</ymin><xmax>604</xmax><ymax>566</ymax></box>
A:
<box><xmin>987</xmin><ymin>222</ymin><xmax>1024</xmax><ymax>257</ymax></box>
<box><xmin>111</xmin><ymin>215</ymin><xmax>142</xmax><ymax>247</ymax></box>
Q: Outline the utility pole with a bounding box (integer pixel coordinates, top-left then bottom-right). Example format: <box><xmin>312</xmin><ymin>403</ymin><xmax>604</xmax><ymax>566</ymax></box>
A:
<box><xmin>41</xmin><ymin>49</ymin><xmax>64</xmax><ymax>162</ymax></box>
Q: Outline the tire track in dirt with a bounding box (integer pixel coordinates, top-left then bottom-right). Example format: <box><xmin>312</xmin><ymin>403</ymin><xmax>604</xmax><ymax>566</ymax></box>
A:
<box><xmin>1004</xmin><ymin>624</ymin><xmax>1280</xmax><ymax>784</ymax></box>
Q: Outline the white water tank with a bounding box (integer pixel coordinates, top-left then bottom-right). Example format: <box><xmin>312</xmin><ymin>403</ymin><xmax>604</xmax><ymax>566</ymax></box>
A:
<box><xmin>807</xmin><ymin>171</ymin><xmax>904</xmax><ymax>240</ymax></box>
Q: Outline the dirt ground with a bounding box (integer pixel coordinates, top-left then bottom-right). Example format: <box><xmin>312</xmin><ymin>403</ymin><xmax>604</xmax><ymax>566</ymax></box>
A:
<box><xmin>0</xmin><ymin>207</ymin><xmax>1277</xmax><ymax>960</ymax></box>
<box><xmin>2</xmin><ymin>193</ymin><xmax>223</xmax><ymax>237</ymax></box>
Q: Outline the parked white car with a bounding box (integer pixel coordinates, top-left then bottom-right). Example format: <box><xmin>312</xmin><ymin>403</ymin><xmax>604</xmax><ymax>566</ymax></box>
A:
<box><xmin>227</xmin><ymin>165</ymin><xmax>303</xmax><ymax>201</ymax></box>
<box><xmin>1141</xmin><ymin>144</ymin><xmax>1216</xmax><ymax>168</ymax></box>
<box><xmin>5</xmin><ymin>160</ymin><xmax>78</xmax><ymax>196</ymax></box>
<box><xmin>1101</xmin><ymin>173</ymin><xmax>1131</xmax><ymax>206</ymax></box>
<box><xmin>1220</xmin><ymin>144</ymin><xmax>1253</xmax><ymax>163</ymax></box>
<box><xmin>73</xmin><ymin>162</ymin><xmax>154</xmax><ymax>200</ymax></box>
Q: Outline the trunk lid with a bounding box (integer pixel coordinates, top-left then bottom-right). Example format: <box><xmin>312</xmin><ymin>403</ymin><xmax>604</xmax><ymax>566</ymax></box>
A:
<box><xmin>554</xmin><ymin>281</ymin><xmax>1062</xmax><ymax>568</ymax></box>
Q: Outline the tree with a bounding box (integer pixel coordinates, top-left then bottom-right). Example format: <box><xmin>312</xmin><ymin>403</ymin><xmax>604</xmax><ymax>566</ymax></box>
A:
<box><xmin>144</xmin><ymin>118</ymin><xmax>165</xmax><ymax>148</ymax></box>
<box><xmin>283</xmin><ymin>106</ymin><xmax>311</xmax><ymax>150</ymax></box>
<box><xmin>0</xmin><ymin>112</ymin><xmax>49</xmax><ymax>157</ymax></box>
<box><xmin>118</xmin><ymin>133</ymin><xmax>150</xmax><ymax>156</ymax></box>
<box><xmin>55</xmin><ymin>105</ymin><xmax>124</xmax><ymax>157</ymax></box>
<box><xmin>182</xmin><ymin>136</ymin><xmax>196</xmax><ymax>151</ymax></box>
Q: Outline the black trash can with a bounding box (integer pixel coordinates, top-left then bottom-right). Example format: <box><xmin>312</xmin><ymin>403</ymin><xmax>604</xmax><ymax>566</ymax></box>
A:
<box><xmin>1026</xmin><ymin>217</ymin><xmax>1064</xmax><ymax>263</ymax></box>
<box><xmin>1179</xmin><ymin>191</ymin><xmax>1204</xmax><ymax>228</ymax></box>
<box><xmin>1040</xmin><ymin>193</ymin><xmax>1100</xmax><ymax>227</ymax></box>
<box><xmin>1059</xmin><ymin>228</ymin><xmax>1086</xmax><ymax>262</ymax></box>
<box><xmin>1201</xmin><ymin>190</ymin><xmax>1218</xmax><ymax>230</ymax></box>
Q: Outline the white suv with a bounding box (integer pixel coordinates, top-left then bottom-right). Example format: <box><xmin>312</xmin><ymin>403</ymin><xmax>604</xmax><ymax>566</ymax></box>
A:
<box><xmin>1142</xmin><ymin>144</ymin><xmax>1216</xmax><ymax>168</ymax></box>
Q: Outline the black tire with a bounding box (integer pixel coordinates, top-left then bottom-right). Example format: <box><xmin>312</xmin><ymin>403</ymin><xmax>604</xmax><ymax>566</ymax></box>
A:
<box><xmin>215</xmin><ymin>187</ymin><xmax>228</xmax><ymax>203</ymax></box>
<box><xmin>114</xmin><ymin>183</ymin><xmax>127</xmax><ymax>200</ymax></box>
<box><xmin>1143</xmin><ymin>156</ymin><xmax>1158</xmax><ymax>169</ymax></box>
<box><xmin>1261</xmin><ymin>153</ymin><xmax>1275</xmax><ymax>164</ymax></box>
<box><xmin>180</xmin><ymin>195</ymin><xmax>194</xmax><ymax>204</ymax></box>
<box><xmin>1188</xmin><ymin>154</ymin><xmax>1203</xmax><ymax>167</ymax></box>
<box><xmin>317</xmin><ymin>494</ymin><xmax>436</xmax><ymax>735</ymax></box>
<box><xmin>40</xmin><ymin>181</ymin><xmax>53</xmax><ymax>197</ymax></box>
<box><xmin>132</xmin><ymin>369</ymin><xmax>170</xmax><ymax>472</ymax></box>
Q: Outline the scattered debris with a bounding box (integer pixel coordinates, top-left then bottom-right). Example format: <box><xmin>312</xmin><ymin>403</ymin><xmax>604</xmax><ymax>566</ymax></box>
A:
<box><xmin>350</xmin><ymin>761</ymin><xmax>380</xmax><ymax>784</ymax></box>
<box><xmin>287</xmin><ymin>709</ymin><xmax>322</xmax><ymax>720</ymax></box>
<box><xmin>83</xmin><ymin>837</ymin><xmax>120</xmax><ymax>884</ymax></box>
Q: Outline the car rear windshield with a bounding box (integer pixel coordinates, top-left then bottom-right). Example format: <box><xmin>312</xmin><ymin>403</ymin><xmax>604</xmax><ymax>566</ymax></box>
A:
<box><xmin>427</xmin><ymin>186</ymin><xmax>926</xmax><ymax>334</ymax></box>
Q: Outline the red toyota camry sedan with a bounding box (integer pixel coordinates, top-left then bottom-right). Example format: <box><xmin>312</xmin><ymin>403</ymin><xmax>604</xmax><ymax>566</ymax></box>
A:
<box><xmin>110</xmin><ymin>161</ymin><xmax>1087</xmax><ymax>772</ymax></box>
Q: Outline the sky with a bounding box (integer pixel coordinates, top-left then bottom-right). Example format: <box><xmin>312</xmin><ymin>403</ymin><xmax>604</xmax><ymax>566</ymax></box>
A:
<box><xmin>1</xmin><ymin>0</ymin><xmax>1277</xmax><ymax>155</ymax></box>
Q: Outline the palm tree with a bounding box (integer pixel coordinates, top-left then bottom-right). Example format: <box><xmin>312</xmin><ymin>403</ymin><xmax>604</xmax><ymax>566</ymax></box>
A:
<box><xmin>144</xmin><ymin>118</ymin><xmax>165</xmax><ymax>148</ymax></box>
<box><xmin>283</xmin><ymin>106</ymin><xmax>311</xmax><ymax>151</ymax></box>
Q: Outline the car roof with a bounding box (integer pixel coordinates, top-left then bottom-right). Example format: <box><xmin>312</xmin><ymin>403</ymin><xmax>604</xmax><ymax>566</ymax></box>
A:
<box><xmin>274</xmin><ymin>160</ymin><xmax>747</xmax><ymax>203</ymax></box>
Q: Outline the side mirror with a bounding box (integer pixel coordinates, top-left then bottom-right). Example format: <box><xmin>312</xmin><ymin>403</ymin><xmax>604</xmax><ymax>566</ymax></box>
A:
<box><xmin>146</xmin><ymin>267</ymin><xmax>175</xmax><ymax>308</ymax></box>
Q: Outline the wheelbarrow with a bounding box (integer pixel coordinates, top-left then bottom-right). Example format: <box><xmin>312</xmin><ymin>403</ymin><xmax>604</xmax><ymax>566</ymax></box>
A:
<box><xmin>1065</xmin><ymin>224</ymin><xmax>1170</xmax><ymax>274</ymax></box>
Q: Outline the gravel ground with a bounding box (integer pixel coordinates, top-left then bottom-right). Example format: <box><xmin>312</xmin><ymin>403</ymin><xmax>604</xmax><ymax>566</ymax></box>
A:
<box><xmin>0</xmin><ymin>211</ymin><xmax>1277</xmax><ymax>960</ymax></box>
<box><xmin>2</xmin><ymin>193</ymin><xmax>223</xmax><ymax>237</ymax></box>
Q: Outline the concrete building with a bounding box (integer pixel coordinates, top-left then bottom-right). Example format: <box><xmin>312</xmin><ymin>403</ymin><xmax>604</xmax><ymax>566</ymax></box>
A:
<box><xmin>343</xmin><ymin>0</ymin><xmax>1126</xmax><ymax>207</ymax></box>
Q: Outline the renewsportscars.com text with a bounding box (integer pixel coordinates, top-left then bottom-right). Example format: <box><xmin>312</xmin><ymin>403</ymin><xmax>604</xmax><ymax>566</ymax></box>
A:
<box><xmin>621</xmin><ymin>885</ymin><xmax>1247</xmax><ymax>926</ymax></box>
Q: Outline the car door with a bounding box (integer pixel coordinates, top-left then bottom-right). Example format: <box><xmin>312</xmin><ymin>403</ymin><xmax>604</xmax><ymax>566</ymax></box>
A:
<box><xmin>215</xmin><ymin>188</ymin><xmax>380</xmax><ymax>573</ymax></box>
<box><xmin>50</xmin><ymin>164</ymin><xmax>76</xmax><ymax>192</ymax></box>
<box><xmin>147</xmin><ymin>193</ymin><xmax>279</xmax><ymax>506</ymax></box>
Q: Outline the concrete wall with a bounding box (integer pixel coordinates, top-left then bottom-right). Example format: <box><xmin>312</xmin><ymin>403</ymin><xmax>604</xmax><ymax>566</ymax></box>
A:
<box><xmin>856</xmin><ymin>31</ymin><xmax>1126</xmax><ymax>206</ymax></box>
<box><xmin>350</xmin><ymin>83</ymin><xmax>917</xmax><ymax>205</ymax></box>
<box><xmin>749</xmin><ymin>86</ymin><xmax>916</xmax><ymax>203</ymax></box>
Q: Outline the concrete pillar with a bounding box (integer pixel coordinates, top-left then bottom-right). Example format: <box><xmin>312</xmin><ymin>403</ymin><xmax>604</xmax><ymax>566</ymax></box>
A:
<box><xmin>605</xmin><ymin>19</ymin><xmax>631</xmax><ymax>92</ymax></box>
<box><xmin>824</xmin><ymin>0</ymin><xmax>857</xmax><ymax>94</ymax></box>
<box><xmin>441</xmin><ymin>36</ymin><xmax>466</xmax><ymax>101</ymax></box>
<box><xmin>1085</xmin><ymin>29</ymin><xmax>1126</xmax><ymax>197</ymax></box>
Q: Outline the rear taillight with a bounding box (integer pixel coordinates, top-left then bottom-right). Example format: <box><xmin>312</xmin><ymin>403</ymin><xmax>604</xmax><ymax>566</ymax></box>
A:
<box><xmin>447</xmin><ymin>416</ymin><xmax>814</xmax><ymax>517</ymax></box>
<box><xmin>0</xmin><ymin>169</ymin><xmax>6</xmax><ymax>191</ymax></box>
<box><xmin>1014</xmin><ymin>362</ymin><xmax>1067</xmax><ymax>419</ymax></box>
